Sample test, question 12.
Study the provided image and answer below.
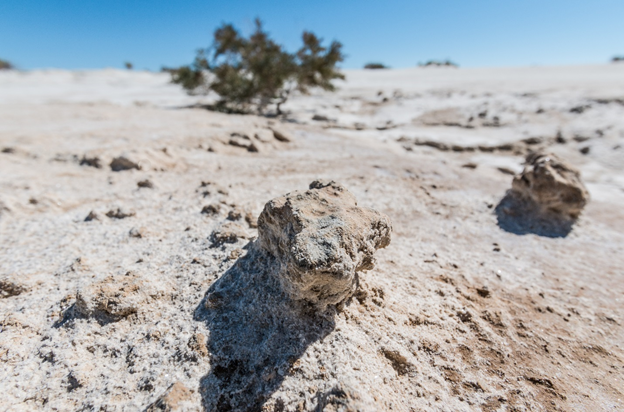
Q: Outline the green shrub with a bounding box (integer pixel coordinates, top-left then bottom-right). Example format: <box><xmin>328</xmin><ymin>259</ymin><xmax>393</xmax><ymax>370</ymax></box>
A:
<box><xmin>612</xmin><ymin>56</ymin><xmax>624</xmax><ymax>63</ymax></box>
<box><xmin>172</xmin><ymin>19</ymin><xmax>344</xmax><ymax>114</ymax></box>
<box><xmin>0</xmin><ymin>59</ymin><xmax>14</xmax><ymax>70</ymax></box>
<box><xmin>364</xmin><ymin>63</ymin><xmax>388</xmax><ymax>69</ymax></box>
<box><xmin>124</xmin><ymin>62</ymin><xmax>133</xmax><ymax>70</ymax></box>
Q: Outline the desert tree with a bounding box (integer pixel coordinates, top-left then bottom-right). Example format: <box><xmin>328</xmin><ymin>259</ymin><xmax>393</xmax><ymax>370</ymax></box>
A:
<box><xmin>172</xmin><ymin>19</ymin><xmax>344</xmax><ymax>115</ymax></box>
<box><xmin>0</xmin><ymin>59</ymin><xmax>14</xmax><ymax>70</ymax></box>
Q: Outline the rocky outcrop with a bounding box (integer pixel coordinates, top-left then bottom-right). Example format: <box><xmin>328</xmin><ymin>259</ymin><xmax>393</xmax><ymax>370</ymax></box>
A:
<box><xmin>511</xmin><ymin>152</ymin><xmax>589</xmax><ymax>219</ymax></box>
<box><xmin>193</xmin><ymin>181</ymin><xmax>391</xmax><ymax>410</ymax></box>
<box><xmin>257</xmin><ymin>180</ymin><xmax>392</xmax><ymax>309</ymax></box>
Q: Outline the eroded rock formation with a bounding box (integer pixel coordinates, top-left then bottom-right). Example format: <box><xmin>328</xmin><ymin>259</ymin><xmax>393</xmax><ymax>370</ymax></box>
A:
<box><xmin>511</xmin><ymin>152</ymin><xmax>589</xmax><ymax>219</ymax></box>
<box><xmin>257</xmin><ymin>180</ymin><xmax>392</xmax><ymax>309</ymax></box>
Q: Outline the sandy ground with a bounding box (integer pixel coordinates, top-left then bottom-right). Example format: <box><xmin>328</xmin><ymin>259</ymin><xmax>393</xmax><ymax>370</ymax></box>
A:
<box><xmin>0</xmin><ymin>65</ymin><xmax>623</xmax><ymax>411</ymax></box>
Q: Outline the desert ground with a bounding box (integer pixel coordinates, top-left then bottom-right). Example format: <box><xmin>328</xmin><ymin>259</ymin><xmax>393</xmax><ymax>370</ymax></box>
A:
<box><xmin>0</xmin><ymin>64</ymin><xmax>623</xmax><ymax>411</ymax></box>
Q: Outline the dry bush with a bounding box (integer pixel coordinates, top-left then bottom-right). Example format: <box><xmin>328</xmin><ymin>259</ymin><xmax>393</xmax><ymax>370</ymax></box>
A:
<box><xmin>171</xmin><ymin>19</ymin><xmax>344</xmax><ymax>115</ymax></box>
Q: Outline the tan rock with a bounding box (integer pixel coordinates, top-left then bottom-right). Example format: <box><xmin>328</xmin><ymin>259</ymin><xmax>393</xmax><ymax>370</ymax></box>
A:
<box><xmin>257</xmin><ymin>180</ymin><xmax>391</xmax><ymax>309</ymax></box>
<box><xmin>72</xmin><ymin>272</ymin><xmax>164</xmax><ymax>324</ymax></box>
<box><xmin>210</xmin><ymin>221</ymin><xmax>248</xmax><ymax>246</ymax></box>
<box><xmin>110</xmin><ymin>156</ymin><xmax>141</xmax><ymax>172</ymax></box>
<box><xmin>511</xmin><ymin>152</ymin><xmax>589</xmax><ymax>218</ymax></box>
<box><xmin>270</xmin><ymin>126</ymin><xmax>292</xmax><ymax>142</ymax></box>
<box><xmin>145</xmin><ymin>382</ymin><xmax>194</xmax><ymax>412</ymax></box>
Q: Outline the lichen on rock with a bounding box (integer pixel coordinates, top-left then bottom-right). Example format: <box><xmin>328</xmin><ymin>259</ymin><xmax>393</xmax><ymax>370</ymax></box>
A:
<box><xmin>257</xmin><ymin>180</ymin><xmax>392</xmax><ymax>309</ymax></box>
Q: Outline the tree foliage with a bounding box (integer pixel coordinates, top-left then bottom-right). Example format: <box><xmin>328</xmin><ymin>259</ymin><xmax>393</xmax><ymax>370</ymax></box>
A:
<box><xmin>0</xmin><ymin>59</ymin><xmax>14</xmax><ymax>70</ymax></box>
<box><xmin>172</xmin><ymin>19</ymin><xmax>344</xmax><ymax>114</ymax></box>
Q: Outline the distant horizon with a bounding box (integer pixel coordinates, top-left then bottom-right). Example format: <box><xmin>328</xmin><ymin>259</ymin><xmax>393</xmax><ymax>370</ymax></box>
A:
<box><xmin>1</xmin><ymin>0</ymin><xmax>623</xmax><ymax>71</ymax></box>
<box><xmin>5</xmin><ymin>62</ymin><xmax>623</xmax><ymax>73</ymax></box>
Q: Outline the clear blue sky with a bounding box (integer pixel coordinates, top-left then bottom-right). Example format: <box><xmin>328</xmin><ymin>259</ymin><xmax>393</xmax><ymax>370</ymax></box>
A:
<box><xmin>1</xmin><ymin>0</ymin><xmax>623</xmax><ymax>70</ymax></box>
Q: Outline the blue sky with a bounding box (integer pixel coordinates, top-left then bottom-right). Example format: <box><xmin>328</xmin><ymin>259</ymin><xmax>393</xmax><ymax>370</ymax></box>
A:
<box><xmin>1</xmin><ymin>0</ymin><xmax>623</xmax><ymax>70</ymax></box>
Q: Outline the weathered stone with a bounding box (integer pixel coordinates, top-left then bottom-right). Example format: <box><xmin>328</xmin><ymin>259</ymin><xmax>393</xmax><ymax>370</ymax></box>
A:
<box><xmin>106</xmin><ymin>208</ymin><xmax>135</xmax><ymax>219</ymax></box>
<box><xmin>110</xmin><ymin>156</ymin><xmax>141</xmax><ymax>172</ymax></box>
<box><xmin>270</xmin><ymin>127</ymin><xmax>292</xmax><ymax>142</ymax></box>
<box><xmin>210</xmin><ymin>221</ymin><xmax>247</xmax><ymax>246</ymax></box>
<box><xmin>257</xmin><ymin>180</ymin><xmax>391</xmax><ymax>309</ymax></box>
<box><xmin>145</xmin><ymin>382</ymin><xmax>194</xmax><ymax>412</ymax></box>
<box><xmin>70</xmin><ymin>273</ymin><xmax>164</xmax><ymax>325</ymax></box>
<box><xmin>511</xmin><ymin>152</ymin><xmax>589</xmax><ymax>218</ymax></box>
<box><xmin>0</xmin><ymin>277</ymin><xmax>27</xmax><ymax>298</ymax></box>
<box><xmin>137</xmin><ymin>179</ymin><xmax>154</xmax><ymax>189</ymax></box>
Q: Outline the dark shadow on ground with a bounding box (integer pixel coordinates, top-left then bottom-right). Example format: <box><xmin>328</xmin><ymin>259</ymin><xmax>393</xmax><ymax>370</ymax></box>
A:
<box><xmin>495</xmin><ymin>191</ymin><xmax>574</xmax><ymax>238</ymax></box>
<box><xmin>194</xmin><ymin>243</ymin><xmax>335</xmax><ymax>411</ymax></box>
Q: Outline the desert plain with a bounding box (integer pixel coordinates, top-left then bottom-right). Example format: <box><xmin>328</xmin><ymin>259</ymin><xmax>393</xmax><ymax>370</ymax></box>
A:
<box><xmin>0</xmin><ymin>64</ymin><xmax>623</xmax><ymax>411</ymax></box>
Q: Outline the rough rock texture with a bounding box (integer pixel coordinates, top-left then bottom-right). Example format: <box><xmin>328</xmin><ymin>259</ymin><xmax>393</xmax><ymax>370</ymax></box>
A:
<box><xmin>511</xmin><ymin>152</ymin><xmax>589</xmax><ymax>219</ymax></box>
<box><xmin>145</xmin><ymin>382</ymin><xmax>194</xmax><ymax>412</ymax></box>
<box><xmin>65</xmin><ymin>272</ymin><xmax>164</xmax><ymax>325</ymax></box>
<box><xmin>192</xmin><ymin>182</ymin><xmax>391</xmax><ymax>410</ymax></box>
<box><xmin>257</xmin><ymin>180</ymin><xmax>392</xmax><ymax>309</ymax></box>
<box><xmin>110</xmin><ymin>156</ymin><xmax>141</xmax><ymax>172</ymax></box>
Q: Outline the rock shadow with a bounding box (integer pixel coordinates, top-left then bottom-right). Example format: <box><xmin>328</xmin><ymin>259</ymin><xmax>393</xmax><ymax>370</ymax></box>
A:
<box><xmin>194</xmin><ymin>242</ymin><xmax>336</xmax><ymax>411</ymax></box>
<box><xmin>495</xmin><ymin>191</ymin><xmax>574</xmax><ymax>238</ymax></box>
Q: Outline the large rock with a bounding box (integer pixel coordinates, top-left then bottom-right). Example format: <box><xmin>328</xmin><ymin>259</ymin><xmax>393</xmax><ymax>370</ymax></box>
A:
<box><xmin>257</xmin><ymin>180</ymin><xmax>391</xmax><ymax>309</ymax></box>
<box><xmin>511</xmin><ymin>152</ymin><xmax>589</xmax><ymax>219</ymax></box>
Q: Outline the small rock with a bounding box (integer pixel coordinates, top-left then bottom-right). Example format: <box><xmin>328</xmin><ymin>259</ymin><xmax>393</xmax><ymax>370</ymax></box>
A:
<box><xmin>228</xmin><ymin>248</ymin><xmax>243</xmax><ymax>260</ymax></box>
<box><xmin>511</xmin><ymin>152</ymin><xmax>589</xmax><ymax>219</ymax></box>
<box><xmin>84</xmin><ymin>211</ymin><xmax>99</xmax><ymax>222</ymax></box>
<box><xmin>201</xmin><ymin>204</ymin><xmax>220</xmax><ymax>215</ymax></box>
<box><xmin>270</xmin><ymin>127</ymin><xmax>292</xmax><ymax>142</ymax></box>
<box><xmin>523</xmin><ymin>137</ymin><xmax>543</xmax><ymax>145</ymax></box>
<box><xmin>1</xmin><ymin>147</ymin><xmax>15</xmax><ymax>154</ymax></box>
<box><xmin>312</xmin><ymin>114</ymin><xmax>330</xmax><ymax>121</ymax></box>
<box><xmin>199</xmin><ymin>181</ymin><xmax>229</xmax><ymax>196</ymax></box>
<box><xmin>580</xmin><ymin>146</ymin><xmax>590</xmax><ymax>155</ymax></box>
<box><xmin>80</xmin><ymin>156</ymin><xmax>102</xmax><ymax>168</ymax></box>
<box><xmin>476</xmin><ymin>286</ymin><xmax>490</xmax><ymax>298</ymax></box>
<box><xmin>0</xmin><ymin>277</ymin><xmax>27</xmax><ymax>298</ymax></box>
<box><xmin>129</xmin><ymin>227</ymin><xmax>142</xmax><ymax>238</ymax></box>
<box><xmin>72</xmin><ymin>273</ymin><xmax>150</xmax><ymax>324</ymax></box>
<box><xmin>227</xmin><ymin>206</ymin><xmax>243</xmax><ymax>221</ymax></box>
<box><xmin>110</xmin><ymin>156</ymin><xmax>141</xmax><ymax>172</ymax></box>
<box><xmin>187</xmin><ymin>333</ymin><xmax>209</xmax><ymax>357</ymax></box>
<box><xmin>462</xmin><ymin>163</ymin><xmax>477</xmax><ymax>169</ymax></box>
<box><xmin>137</xmin><ymin>179</ymin><xmax>154</xmax><ymax>189</ymax></box>
<box><xmin>106</xmin><ymin>208</ymin><xmax>135</xmax><ymax>219</ymax></box>
<box><xmin>244</xmin><ymin>210</ymin><xmax>258</xmax><ymax>228</ymax></box>
<box><xmin>145</xmin><ymin>382</ymin><xmax>194</xmax><ymax>412</ymax></box>
<box><xmin>229</xmin><ymin>133</ymin><xmax>258</xmax><ymax>152</ymax></box>
<box><xmin>257</xmin><ymin>180</ymin><xmax>392</xmax><ymax>309</ymax></box>
<box><xmin>497</xmin><ymin>167</ymin><xmax>516</xmax><ymax>175</ymax></box>
<box><xmin>210</xmin><ymin>222</ymin><xmax>247</xmax><ymax>246</ymax></box>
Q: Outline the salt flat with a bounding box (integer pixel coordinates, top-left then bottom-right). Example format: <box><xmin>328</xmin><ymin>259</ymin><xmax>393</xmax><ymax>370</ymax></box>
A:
<box><xmin>1</xmin><ymin>65</ymin><xmax>623</xmax><ymax>411</ymax></box>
